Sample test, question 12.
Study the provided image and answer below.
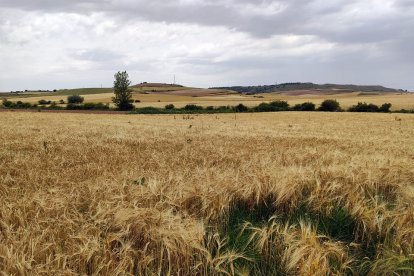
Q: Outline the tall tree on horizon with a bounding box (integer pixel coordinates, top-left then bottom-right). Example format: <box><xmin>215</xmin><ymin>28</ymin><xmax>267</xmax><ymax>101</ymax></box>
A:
<box><xmin>112</xmin><ymin>71</ymin><xmax>133</xmax><ymax>111</ymax></box>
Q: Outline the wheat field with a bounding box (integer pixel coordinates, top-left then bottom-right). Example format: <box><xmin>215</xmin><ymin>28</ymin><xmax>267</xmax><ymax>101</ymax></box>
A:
<box><xmin>1</xmin><ymin>111</ymin><xmax>414</xmax><ymax>275</ymax></box>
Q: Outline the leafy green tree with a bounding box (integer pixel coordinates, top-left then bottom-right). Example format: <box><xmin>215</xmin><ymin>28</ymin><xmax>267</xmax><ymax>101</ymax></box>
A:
<box><xmin>112</xmin><ymin>71</ymin><xmax>134</xmax><ymax>110</ymax></box>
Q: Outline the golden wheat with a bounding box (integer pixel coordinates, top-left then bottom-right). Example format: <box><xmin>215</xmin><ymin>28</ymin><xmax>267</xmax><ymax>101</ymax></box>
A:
<box><xmin>0</xmin><ymin>111</ymin><xmax>413</xmax><ymax>275</ymax></box>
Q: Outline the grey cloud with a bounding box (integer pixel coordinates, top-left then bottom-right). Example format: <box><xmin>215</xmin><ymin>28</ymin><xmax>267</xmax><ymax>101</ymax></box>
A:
<box><xmin>0</xmin><ymin>0</ymin><xmax>407</xmax><ymax>41</ymax></box>
<box><xmin>0</xmin><ymin>0</ymin><xmax>110</xmax><ymax>13</ymax></box>
<box><xmin>0</xmin><ymin>0</ymin><xmax>413</xmax><ymax>91</ymax></box>
<box><xmin>1</xmin><ymin>0</ymin><xmax>413</xmax><ymax>46</ymax></box>
<box><xmin>394</xmin><ymin>0</ymin><xmax>414</xmax><ymax>7</ymax></box>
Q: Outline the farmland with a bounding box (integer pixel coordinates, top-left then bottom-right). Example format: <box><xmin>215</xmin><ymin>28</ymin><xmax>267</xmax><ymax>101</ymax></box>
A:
<box><xmin>3</xmin><ymin>85</ymin><xmax>414</xmax><ymax>110</ymax></box>
<box><xmin>1</xmin><ymin>111</ymin><xmax>414</xmax><ymax>274</ymax></box>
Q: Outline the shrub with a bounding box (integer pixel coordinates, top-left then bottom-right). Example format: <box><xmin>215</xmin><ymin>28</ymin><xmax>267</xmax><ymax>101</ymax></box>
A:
<box><xmin>2</xmin><ymin>99</ymin><xmax>32</xmax><ymax>109</ymax></box>
<box><xmin>165</xmin><ymin>104</ymin><xmax>175</xmax><ymax>110</ymax></box>
<box><xmin>379</xmin><ymin>103</ymin><xmax>392</xmax><ymax>113</ymax></box>
<box><xmin>269</xmin><ymin>100</ymin><xmax>290</xmax><ymax>111</ymax></box>
<box><xmin>67</xmin><ymin>95</ymin><xmax>84</xmax><ymax>104</ymax></box>
<box><xmin>59</xmin><ymin>100</ymin><xmax>65</xmax><ymax>104</ymax></box>
<box><xmin>318</xmin><ymin>99</ymin><xmax>341</xmax><ymax>112</ymax></box>
<box><xmin>66</xmin><ymin>103</ymin><xmax>79</xmax><ymax>110</ymax></box>
<box><xmin>348</xmin><ymin>102</ymin><xmax>391</xmax><ymax>113</ymax></box>
<box><xmin>255</xmin><ymin>103</ymin><xmax>271</xmax><ymax>112</ymax></box>
<box><xmin>234</xmin><ymin>103</ymin><xmax>248</xmax><ymax>112</ymax></box>
<box><xmin>38</xmin><ymin>99</ymin><xmax>52</xmax><ymax>105</ymax></box>
<box><xmin>134</xmin><ymin>100</ymin><xmax>141</xmax><ymax>103</ymax></box>
<box><xmin>15</xmin><ymin>101</ymin><xmax>32</xmax><ymax>109</ymax></box>
<box><xmin>348</xmin><ymin>102</ymin><xmax>379</xmax><ymax>112</ymax></box>
<box><xmin>293</xmin><ymin>102</ymin><xmax>316</xmax><ymax>111</ymax></box>
<box><xmin>183</xmin><ymin>104</ymin><xmax>203</xmax><ymax>111</ymax></box>
<box><xmin>2</xmin><ymin>99</ymin><xmax>13</xmax><ymax>108</ymax></box>
<box><xmin>254</xmin><ymin>101</ymin><xmax>289</xmax><ymax>112</ymax></box>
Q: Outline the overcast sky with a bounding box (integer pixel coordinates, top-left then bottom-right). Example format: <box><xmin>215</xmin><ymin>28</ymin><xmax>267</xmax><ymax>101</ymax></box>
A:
<box><xmin>0</xmin><ymin>0</ymin><xmax>413</xmax><ymax>91</ymax></box>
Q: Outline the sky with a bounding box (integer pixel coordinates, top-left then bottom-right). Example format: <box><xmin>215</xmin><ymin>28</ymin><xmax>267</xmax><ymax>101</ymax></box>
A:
<box><xmin>0</xmin><ymin>0</ymin><xmax>413</xmax><ymax>91</ymax></box>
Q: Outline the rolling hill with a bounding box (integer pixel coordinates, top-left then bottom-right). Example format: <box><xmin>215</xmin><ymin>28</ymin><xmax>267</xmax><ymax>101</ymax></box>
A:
<box><xmin>211</xmin><ymin>82</ymin><xmax>407</xmax><ymax>95</ymax></box>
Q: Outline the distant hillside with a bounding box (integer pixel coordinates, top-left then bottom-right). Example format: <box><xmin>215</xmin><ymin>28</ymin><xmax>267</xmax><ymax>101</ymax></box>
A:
<box><xmin>132</xmin><ymin>82</ymin><xmax>184</xmax><ymax>88</ymax></box>
<box><xmin>210</xmin><ymin>82</ymin><xmax>406</xmax><ymax>94</ymax></box>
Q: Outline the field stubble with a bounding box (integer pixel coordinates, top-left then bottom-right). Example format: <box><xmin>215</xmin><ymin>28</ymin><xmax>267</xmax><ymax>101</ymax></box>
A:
<box><xmin>0</xmin><ymin>112</ymin><xmax>414</xmax><ymax>275</ymax></box>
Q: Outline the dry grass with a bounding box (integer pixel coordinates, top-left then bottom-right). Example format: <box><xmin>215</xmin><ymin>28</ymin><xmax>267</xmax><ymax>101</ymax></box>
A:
<box><xmin>1</xmin><ymin>111</ymin><xmax>414</xmax><ymax>275</ymax></box>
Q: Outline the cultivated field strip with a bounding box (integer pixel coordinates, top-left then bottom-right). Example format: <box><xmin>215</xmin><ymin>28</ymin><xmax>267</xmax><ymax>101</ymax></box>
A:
<box><xmin>1</xmin><ymin>112</ymin><xmax>414</xmax><ymax>275</ymax></box>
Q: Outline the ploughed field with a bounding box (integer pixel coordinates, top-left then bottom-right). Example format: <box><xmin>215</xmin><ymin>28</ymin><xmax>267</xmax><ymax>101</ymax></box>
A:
<box><xmin>1</xmin><ymin>111</ymin><xmax>414</xmax><ymax>275</ymax></box>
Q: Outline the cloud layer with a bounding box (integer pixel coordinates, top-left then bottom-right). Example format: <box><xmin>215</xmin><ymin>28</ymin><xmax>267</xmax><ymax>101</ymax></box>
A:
<box><xmin>0</xmin><ymin>0</ymin><xmax>413</xmax><ymax>91</ymax></box>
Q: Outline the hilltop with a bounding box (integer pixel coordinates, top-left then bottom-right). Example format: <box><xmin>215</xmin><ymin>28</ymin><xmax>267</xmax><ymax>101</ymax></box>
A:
<box><xmin>130</xmin><ymin>83</ymin><xmax>235</xmax><ymax>97</ymax></box>
<box><xmin>132</xmin><ymin>82</ymin><xmax>184</xmax><ymax>88</ymax></box>
<box><xmin>211</xmin><ymin>82</ymin><xmax>407</xmax><ymax>95</ymax></box>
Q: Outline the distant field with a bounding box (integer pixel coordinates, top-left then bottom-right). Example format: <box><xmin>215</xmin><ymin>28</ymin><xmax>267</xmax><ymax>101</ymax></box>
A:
<box><xmin>131</xmin><ymin>85</ymin><xmax>192</xmax><ymax>93</ymax></box>
<box><xmin>2</xmin><ymin>88</ymin><xmax>114</xmax><ymax>98</ymax></box>
<box><xmin>2</xmin><ymin>85</ymin><xmax>414</xmax><ymax>110</ymax></box>
<box><xmin>1</xmin><ymin>111</ymin><xmax>414</xmax><ymax>274</ymax></box>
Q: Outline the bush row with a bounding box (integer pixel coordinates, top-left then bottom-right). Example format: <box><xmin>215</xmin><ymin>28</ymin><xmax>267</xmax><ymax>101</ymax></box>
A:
<box><xmin>2</xmin><ymin>98</ymin><xmax>413</xmax><ymax>114</ymax></box>
<box><xmin>133</xmin><ymin>100</ymin><xmax>399</xmax><ymax>114</ymax></box>
<box><xmin>37</xmin><ymin>95</ymin><xmax>85</xmax><ymax>105</ymax></box>
<box><xmin>1</xmin><ymin>99</ymin><xmax>110</xmax><ymax>111</ymax></box>
<box><xmin>348</xmin><ymin>102</ymin><xmax>392</xmax><ymax>112</ymax></box>
<box><xmin>66</xmin><ymin>103</ymin><xmax>109</xmax><ymax>110</ymax></box>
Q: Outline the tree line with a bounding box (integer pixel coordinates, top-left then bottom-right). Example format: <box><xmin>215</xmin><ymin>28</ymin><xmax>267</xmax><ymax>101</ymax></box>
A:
<box><xmin>4</xmin><ymin>96</ymin><xmax>410</xmax><ymax>114</ymax></box>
